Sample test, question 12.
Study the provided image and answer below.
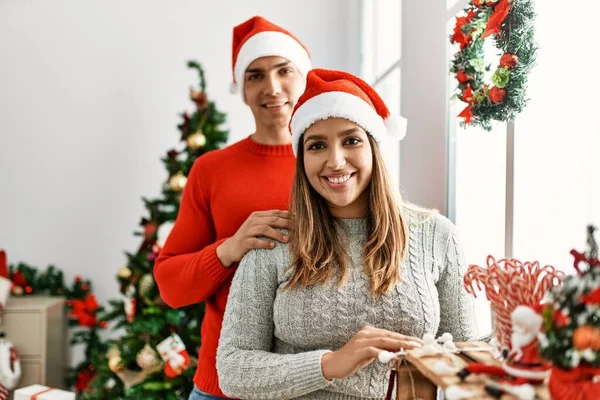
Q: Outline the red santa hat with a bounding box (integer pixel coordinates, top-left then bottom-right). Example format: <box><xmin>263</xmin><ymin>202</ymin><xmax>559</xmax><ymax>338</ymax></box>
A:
<box><xmin>230</xmin><ymin>16</ymin><xmax>312</xmax><ymax>96</ymax></box>
<box><xmin>289</xmin><ymin>68</ymin><xmax>407</xmax><ymax>156</ymax></box>
<box><xmin>511</xmin><ymin>305</ymin><xmax>544</xmax><ymax>332</ymax></box>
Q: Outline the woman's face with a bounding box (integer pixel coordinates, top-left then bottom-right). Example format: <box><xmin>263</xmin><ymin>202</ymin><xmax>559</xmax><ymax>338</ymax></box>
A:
<box><xmin>302</xmin><ymin>118</ymin><xmax>373</xmax><ymax>219</ymax></box>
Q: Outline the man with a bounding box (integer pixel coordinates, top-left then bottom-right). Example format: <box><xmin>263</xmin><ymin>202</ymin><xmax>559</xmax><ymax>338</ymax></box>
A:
<box><xmin>154</xmin><ymin>16</ymin><xmax>312</xmax><ymax>400</ymax></box>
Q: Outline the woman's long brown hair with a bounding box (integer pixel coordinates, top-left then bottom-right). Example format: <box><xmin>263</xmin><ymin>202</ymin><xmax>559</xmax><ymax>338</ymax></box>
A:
<box><xmin>286</xmin><ymin>135</ymin><xmax>408</xmax><ymax>296</ymax></box>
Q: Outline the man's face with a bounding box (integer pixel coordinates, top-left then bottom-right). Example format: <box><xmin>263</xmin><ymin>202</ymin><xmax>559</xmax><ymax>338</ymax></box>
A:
<box><xmin>243</xmin><ymin>56</ymin><xmax>306</xmax><ymax>131</ymax></box>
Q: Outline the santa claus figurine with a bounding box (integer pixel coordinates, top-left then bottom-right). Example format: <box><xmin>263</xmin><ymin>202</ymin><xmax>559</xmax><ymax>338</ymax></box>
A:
<box><xmin>457</xmin><ymin>305</ymin><xmax>551</xmax><ymax>387</ymax></box>
<box><xmin>502</xmin><ymin>305</ymin><xmax>551</xmax><ymax>383</ymax></box>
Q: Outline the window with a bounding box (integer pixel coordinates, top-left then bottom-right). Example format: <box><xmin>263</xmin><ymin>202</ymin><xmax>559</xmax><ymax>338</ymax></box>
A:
<box><xmin>450</xmin><ymin>2</ymin><xmax>600</xmax><ymax>336</ymax></box>
<box><xmin>360</xmin><ymin>0</ymin><xmax>401</xmax><ymax>187</ymax></box>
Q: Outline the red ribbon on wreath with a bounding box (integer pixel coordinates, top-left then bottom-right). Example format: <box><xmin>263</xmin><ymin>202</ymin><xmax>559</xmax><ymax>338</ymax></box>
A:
<box><xmin>482</xmin><ymin>0</ymin><xmax>512</xmax><ymax>39</ymax></box>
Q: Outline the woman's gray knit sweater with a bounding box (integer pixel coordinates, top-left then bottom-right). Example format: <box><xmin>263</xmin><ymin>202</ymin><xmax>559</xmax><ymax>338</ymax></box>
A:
<box><xmin>217</xmin><ymin>209</ymin><xmax>477</xmax><ymax>399</ymax></box>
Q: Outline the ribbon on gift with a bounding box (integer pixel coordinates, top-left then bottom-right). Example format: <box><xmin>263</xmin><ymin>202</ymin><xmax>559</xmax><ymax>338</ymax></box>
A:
<box><xmin>31</xmin><ymin>387</ymin><xmax>55</xmax><ymax>400</ymax></box>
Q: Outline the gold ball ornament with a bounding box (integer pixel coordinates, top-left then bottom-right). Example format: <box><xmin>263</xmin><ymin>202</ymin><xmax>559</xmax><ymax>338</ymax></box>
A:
<box><xmin>186</xmin><ymin>131</ymin><xmax>207</xmax><ymax>150</ymax></box>
<box><xmin>168</xmin><ymin>172</ymin><xmax>187</xmax><ymax>192</ymax></box>
<box><xmin>136</xmin><ymin>344</ymin><xmax>161</xmax><ymax>371</ymax></box>
<box><xmin>106</xmin><ymin>345</ymin><xmax>121</xmax><ymax>359</ymax></box>
<box><xmin>118</xmin><ymin>266</ymin><xmax>132</xmax><ymax>279</ymax></box>
<box><xmin>108</xmin><ymin>355</ymin><xmax>124</xmax><ymax>373</ymax></box>
<box><xmin>139</xmin><ymin>273</ymin><xmax>156</xmax><ymax>304</ymax></box>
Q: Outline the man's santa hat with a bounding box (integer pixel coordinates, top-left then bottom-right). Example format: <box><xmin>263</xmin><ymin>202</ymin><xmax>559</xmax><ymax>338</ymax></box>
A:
<box><xmin>289</xmin><ymin>68</ymin><xmax>408</xmax><ymax>156</ymax></box>
<box><xmin>230</xmin><ymin>16</ymin><xmax>312</xmax><ymax>96</ymax></box>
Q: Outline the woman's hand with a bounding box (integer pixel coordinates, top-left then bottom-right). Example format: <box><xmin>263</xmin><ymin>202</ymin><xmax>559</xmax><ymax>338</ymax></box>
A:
<box><xmin>321</xmin><ymin>326</ymin><xmax>423</xmax><ymax>380</ymax></box>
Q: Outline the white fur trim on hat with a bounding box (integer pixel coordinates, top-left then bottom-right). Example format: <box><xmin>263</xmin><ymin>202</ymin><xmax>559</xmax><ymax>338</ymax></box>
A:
<box><xmin>290</xmin><ymin>91</ymin><xmax>387</xmax><ymax>155</ymax></box>
<box><xmin>233</xmin><ymin>31</ymin><xmax>311</xmax><ymax>97</ymax></box>
<box><xmin>229</xmin><ymin>81</ymin><xmax>239</xmax><ymax>94</ymax></box>
<box><xmin>384</xmin><ymin>114</ymin><xmax>408</xmax><ymax>141</ymax></box>
<box><xmin>511</xmin><ymin>306</ymin><xmax>543</xmax><ymax>330</ymax></box>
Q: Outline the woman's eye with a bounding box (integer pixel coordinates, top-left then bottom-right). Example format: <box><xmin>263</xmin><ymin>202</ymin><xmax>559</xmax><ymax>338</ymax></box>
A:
<box><xmin>345</xmin><ymin>137</ymin><xmax>362</xmax><ymax>145</ymax></box>
<box><xmin>308</xmin><ymin>142</ymin><xmax>325</xmax><ymax>151</ymax></box>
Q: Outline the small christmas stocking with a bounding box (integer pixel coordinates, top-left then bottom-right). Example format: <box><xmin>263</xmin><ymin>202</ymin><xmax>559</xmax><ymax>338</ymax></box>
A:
<box><xmin>156</xmin><ymin>333</ymin><xmax>190</xmax><ymax>378</ymax></box>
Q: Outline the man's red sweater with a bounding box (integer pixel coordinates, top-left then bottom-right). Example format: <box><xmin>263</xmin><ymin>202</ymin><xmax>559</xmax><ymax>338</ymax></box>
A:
<box><xmin>154</xmin><ymin>136</ymin><xmax>295</xmax><ymax>397</ymax></box>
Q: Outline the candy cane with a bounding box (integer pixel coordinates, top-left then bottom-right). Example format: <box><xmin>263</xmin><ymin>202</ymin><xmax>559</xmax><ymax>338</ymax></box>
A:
<box><xmin>464</xmin><ymin>256</ymin><xmax>563</xmax><ymax>349</ymax></box>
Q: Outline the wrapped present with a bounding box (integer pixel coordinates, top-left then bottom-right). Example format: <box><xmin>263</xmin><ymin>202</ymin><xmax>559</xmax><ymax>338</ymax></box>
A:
<box><xmin>381</xmin><ymin>339</ymin><xmax>551</xmax><ymax>400</ymax></box>
<box><xmin>14</xmin><ymin>385</ymin><xmax>75</xmax><ymax>400</ymax></box>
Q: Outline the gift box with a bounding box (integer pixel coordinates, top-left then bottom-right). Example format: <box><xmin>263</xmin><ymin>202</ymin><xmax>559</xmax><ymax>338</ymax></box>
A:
<box><xmin>14</xmin><ymin>385</ymin><xmax>75</xmax><ymax>400</ymax></box>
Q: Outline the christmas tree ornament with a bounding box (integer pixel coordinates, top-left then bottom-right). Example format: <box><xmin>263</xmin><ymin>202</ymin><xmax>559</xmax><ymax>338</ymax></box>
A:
<box><xmin>168</xmin><ymin>172</ymin><xmax>187</xmax><ymax>192</ymax></box>
<box><xmin>573</xmin><ymin>326</ymin><xmax>600</xmax><ymax>351</ymax></box>
<box><xmin>107</xmin><ymin>355</ymin><xmax>124</xmax><ymax>374</ymax></box>
<box><xmin>186</xmin><ymin>131</ymin><xmax>206</xmax><ymax>150</ymax></box>
<box><xmin>157</xmin><ymin>221</ymin><xmax>175</xmax><ymax>248</ymax></box>
<box><xmin>138</xmin><ymin>273</ymin><xmax>156</xmax><ymax>305</ymax></box>
<box><xmin>124</xmin><ymin>285</ymin><xmax>137</xmax><ymax>323</ymax></box>
<box><xmin>156</xmin><ymin>333</ymin><xmax>191</xmax><ymax>378</ymax></box>
<box><xmin>142</xmin><ymin>220</ymin><xmax>158</xmax><ymax>241</ymax></box>
<box><xmin>74</xmin><ymin>365</ymin><xmax>95</xmax><ymax>392</ymax></box>
<box><xmin>136</xmin><ymin>344</ymin><xmax>162</xmax><ymax>371</ymax></box>
<box><xmin>118</xmin><ymin>266</ymin><xmax>132</xmax><ymax>279</ymax></box>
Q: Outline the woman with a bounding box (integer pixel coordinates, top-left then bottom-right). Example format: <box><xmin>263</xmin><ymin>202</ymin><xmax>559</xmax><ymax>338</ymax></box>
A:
<box><xmin>216</xmin><ymin>69</ymin><xmax>476</xmax><ymax>399</ymax></box>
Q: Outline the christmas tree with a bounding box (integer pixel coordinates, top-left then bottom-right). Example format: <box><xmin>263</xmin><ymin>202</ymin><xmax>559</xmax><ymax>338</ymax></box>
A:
<box><xmin>539</xmin><ymin>225</ymin><xmax>600</xmax><ymax>397</ymax></box>
<box><xmin>79</xmin><ymin>61</ymin><xmax>228</xmax><ymax>400</ymax></box>
<box><xmin>540</xmin><ymin>225</ymin><xmax>600</xmax><ymax>369</ymax></box>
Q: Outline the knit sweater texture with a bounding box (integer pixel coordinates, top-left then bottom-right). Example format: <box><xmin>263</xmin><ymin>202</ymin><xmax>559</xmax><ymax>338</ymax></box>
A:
<box><xmin>217</xmin><ymin>209</ymin><xmax>477</xmax><ymax>399</ymax></box>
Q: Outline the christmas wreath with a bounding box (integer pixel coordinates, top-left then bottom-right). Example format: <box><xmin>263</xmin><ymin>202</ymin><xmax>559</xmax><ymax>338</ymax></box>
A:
<box><xmin>450</xmin><ymin>0</ymin><xmax>537</xmax><ymax>131</ymax></box>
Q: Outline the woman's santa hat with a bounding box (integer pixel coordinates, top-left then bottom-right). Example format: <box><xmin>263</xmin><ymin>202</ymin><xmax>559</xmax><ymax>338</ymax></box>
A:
<box><xmin>289</xmin><ymin>68</ymin><xmax>408</xmax><ymax>156</ymax></box>
<box><xmin>230</xmin><ymin>16</ymin><xmax>312</xmax><ymax>96</ymax></box>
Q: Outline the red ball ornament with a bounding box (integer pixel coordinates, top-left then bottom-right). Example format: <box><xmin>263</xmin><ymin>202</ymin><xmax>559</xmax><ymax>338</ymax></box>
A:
<box><xmin>82</xmin><ymin>284</ymin><xmax>90</xmax><ymax>291</ymax></box>
<box><xmin>143</xmin><ymin>223</ymin><xmax>158</xmax><ymax>240</ymax></box>
<box><xmin>500</xmin><ymin>53</ymin><xmax>519</xmax><ymax>69</ymax></box>
<box><xmin>456</xmin><ymin>70</ymin><xmax>471</xmax><ymax>84</ymax></box>
<box><xmin>75</xmin><ymin>275</ymin><xmax>82</xmax><ymax>282</ymax></box>
<box><xmin>488</xmin><ymin>86</ymin><xmax>507</xmax><ymax>103</ymax></box>
<box><xmin>25</xmin><ymin>286</ymin><xmax>33</xmax><ymax>294</ymax></box>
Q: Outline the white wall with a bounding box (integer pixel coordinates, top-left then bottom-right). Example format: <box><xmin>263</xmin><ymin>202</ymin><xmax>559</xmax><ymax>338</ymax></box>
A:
<box><xmin>0</xmin><ymin>0</ymin><xmax>361</xmax><ymax>307</ymax></box>
<box><xmin>399</xmin><ymin>0</ymin><xmax>451</xmax><ymax>215</ymax></box>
